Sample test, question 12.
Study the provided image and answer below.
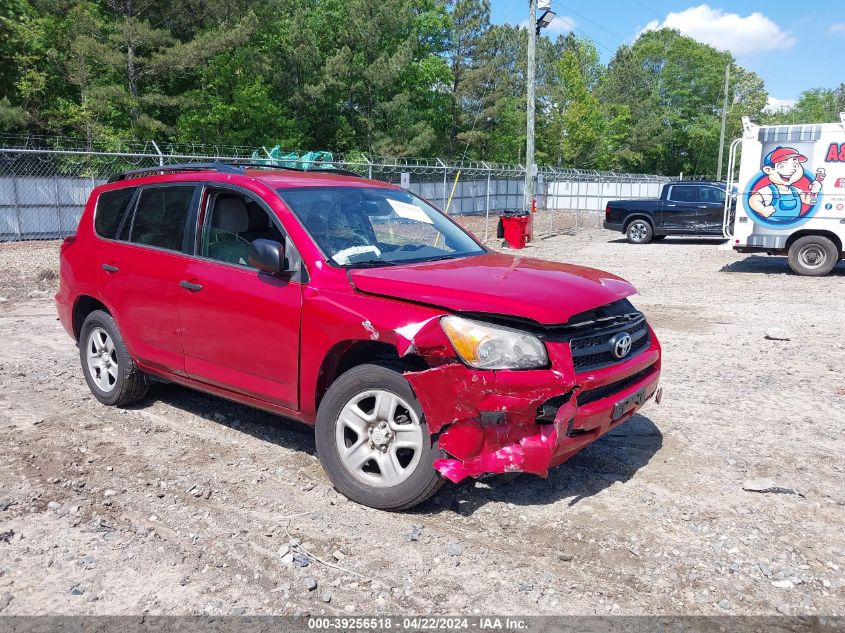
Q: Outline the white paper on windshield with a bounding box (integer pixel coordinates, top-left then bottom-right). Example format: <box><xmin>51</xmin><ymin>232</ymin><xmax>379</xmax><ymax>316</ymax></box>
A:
<box><xmin>331</xmin><ymin>245</ymin><xmax>381</xmax><ymax>265</ymax></box>
<box><xmin>386</xmin><ymin>199</ymin><xmax>433</xmax><ymax>224</ymax></box>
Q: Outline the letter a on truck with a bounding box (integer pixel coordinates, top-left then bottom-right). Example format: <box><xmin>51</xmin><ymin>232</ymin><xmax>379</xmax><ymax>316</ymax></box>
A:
<box><xmin>726</xmin><ymin>115</ymin><xmax>845</xmax><ymax>276</ymax></box>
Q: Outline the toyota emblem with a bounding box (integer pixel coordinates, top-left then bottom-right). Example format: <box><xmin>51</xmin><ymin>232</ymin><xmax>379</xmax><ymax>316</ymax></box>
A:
<box><xmin>610</xmin><ymin>332</ymin><xmax>632</xmax><ymax>359</ymax></box>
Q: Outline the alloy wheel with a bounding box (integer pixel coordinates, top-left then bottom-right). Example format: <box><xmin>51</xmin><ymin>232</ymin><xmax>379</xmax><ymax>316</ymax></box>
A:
<box><xmin>335</xmin><ymin>389</ymin><xmax>424</xmax><ymax>487</ymax></box>
<box><xmin>86</xmin><ymin>326</ymin><xmax>118</xmax><ymax>393</ymax></box>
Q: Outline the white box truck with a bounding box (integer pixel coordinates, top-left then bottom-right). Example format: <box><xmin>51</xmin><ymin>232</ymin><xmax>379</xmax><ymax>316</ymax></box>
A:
<box><xmin>723</xmin><ymin>114</ymin><xmax>845</xmax><ymax>276</ymax></box>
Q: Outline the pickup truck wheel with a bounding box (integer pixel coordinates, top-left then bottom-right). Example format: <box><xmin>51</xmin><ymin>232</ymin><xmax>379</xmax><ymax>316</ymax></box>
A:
<box><xmin>79</xmin><ymin>310</ymin><xmax>149</xmax><ymax>406</ymax></box>
<box><xmin>315</xmin><ymin>364</ymin><xmax>443</xmax><ymax>511</ymax></box>
<box><xmin>788</xmin><ymin>235</ymin><xmax>838</xmax><ymax>276</ymax></box>
<box><xmin>626</xmin><ymin>219</ymin><xmax>653</xmax><ymax>244</ymax></box>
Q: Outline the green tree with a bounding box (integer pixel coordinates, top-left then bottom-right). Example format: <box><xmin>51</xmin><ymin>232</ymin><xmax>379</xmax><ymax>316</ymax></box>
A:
<box><xmin>301</xmin><ymin>0</ymin><xmax>451</xmax><ymax>155</ymax></box>
<box><xmin>601</xmin><ymin>28</ymin><xmax>767</xmax><ymax>176</ymax></box>
<box><xmin>541</xmin><ymin>34</ymin><xmax>608</xmax><ymax>167</ymax></box>
<box><xmin>446</xmin><ymin>0</ymin><xmax>489</xmax><ymax>156</ymax></box>
<box><xmin>0</xmin><ymin>0</ymin><xmax>32</xmax><ymax>130</ymax></box>
<box><xmin>765</xmin><ymin>88</ymin><xmax>840</xmax><ymax>125</ymax></box>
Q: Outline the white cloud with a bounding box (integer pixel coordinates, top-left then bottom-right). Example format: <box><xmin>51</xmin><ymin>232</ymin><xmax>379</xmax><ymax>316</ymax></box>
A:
<box><xmin>765</xmin><ymin>96</ymin><xmax>796</xmax><ymax>112</ymax></box>
<box><xmin>639</xmin><ymin>4</ymin><xmax>796</xmax><ymax>58</ymax></box>
<box><xmin>547</xmin><ymin>14</ymin><xmax>576</xmax><ymax>35</ymax></box>
<box><xmin>828</xmin><ymin>23</ymin><xmax>845</xmax><ymax>36</ymax></box>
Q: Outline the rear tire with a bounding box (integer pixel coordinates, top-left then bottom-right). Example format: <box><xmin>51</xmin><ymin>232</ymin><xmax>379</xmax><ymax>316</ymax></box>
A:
<box><xmin>626</xmin><ymin>219</ymin><xmax>653</xmax><ymax>244</ymax></box>
<box><xmin>787</xmin><ymin>235</ymin><xmax>838</xmax><ymax>276</ymax></box>
<box><xmin>315</xmin><ymin>364</ymin><xmax>443</xmax><ymax>511</ymax></box>
<box><xmin>79</xmin><ymin>310</ymin><xmax>149</xmax><ymax>406</ymax></box>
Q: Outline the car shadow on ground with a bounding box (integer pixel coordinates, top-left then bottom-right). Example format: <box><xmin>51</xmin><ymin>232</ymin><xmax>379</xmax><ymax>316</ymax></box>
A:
<box><xmin>608</xmin><ymin>237</ymin><xmax>726</xmax><ymax>246</ymax></box>
<box><xmin>420</xmin><ymin>412</ymin><xmax>663</xmax><ymax>516</ymax></box>
<box><xmin>133</xmin><ymin>382</ymin><xmax>318</xmax><ymax>454</ymax></box>
<box><xmin>720</xmin><ymin>255</ymin><xmax>845</xmax><ymax>276</ymax></box>
<box><xmin>132</xmin><ymin>384</ymin><xmax>662</xmax><ymax>515</ymax></box>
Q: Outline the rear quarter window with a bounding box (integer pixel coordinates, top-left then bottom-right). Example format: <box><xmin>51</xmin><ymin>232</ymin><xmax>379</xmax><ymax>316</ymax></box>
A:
<box><xmin>129</xmin><ymin>185</ymin><xmax>196</xmax><ymax>252</ymax></box>
<box><xmin>94</xmin><ymin>187</ymin><xmax>137</xmax><ymax>239</ymax></box>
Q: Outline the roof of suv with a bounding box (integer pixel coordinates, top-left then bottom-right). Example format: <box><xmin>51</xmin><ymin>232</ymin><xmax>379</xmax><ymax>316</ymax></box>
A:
<box><xmin>249</xmin><ymin>169</ymin><xmax>390</xmax><ymax>189</ymax></box>
<box><xmin>107</xmin><ymin>162</ymin><xmax>393</xmax><ymax>190</ymax></box>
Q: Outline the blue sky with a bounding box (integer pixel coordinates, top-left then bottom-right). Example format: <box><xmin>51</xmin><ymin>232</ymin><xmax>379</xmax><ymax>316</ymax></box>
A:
<box><xmin>490</xmin><ymin>1</ymin><xmax>844</xmax><ymax>108</ymax></box>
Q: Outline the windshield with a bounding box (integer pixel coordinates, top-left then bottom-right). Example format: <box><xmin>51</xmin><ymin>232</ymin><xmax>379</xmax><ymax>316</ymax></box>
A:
<box><xmin>276</xmin><ymin>186</ymin><xmax>485</xmax><ymax>266</ymax></box>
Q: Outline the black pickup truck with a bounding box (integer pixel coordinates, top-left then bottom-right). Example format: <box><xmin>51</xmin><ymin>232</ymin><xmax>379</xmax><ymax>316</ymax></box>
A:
<box><xmin>603</xmin><ymin>180</ymin><xmax>733</xmax><ymax>244</ymax></box>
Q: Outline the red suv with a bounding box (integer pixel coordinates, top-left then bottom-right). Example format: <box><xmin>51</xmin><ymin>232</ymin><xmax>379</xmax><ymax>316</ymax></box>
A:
<box><xmin>56</xmin><ymin>162</ymin><xmax>662</xmax><ymax>510</ymax></box>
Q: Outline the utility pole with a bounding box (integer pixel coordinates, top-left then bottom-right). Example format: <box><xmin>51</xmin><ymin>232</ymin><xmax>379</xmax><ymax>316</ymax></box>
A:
<box><xmin>716</xmin><ymin>63</ymin><xmax>730</xmax><ymax>181</ymax></box>
<box><xmin>524</xmin><ymin>0</ymin><xmax>537</xmax><ymax>212</ymax></box>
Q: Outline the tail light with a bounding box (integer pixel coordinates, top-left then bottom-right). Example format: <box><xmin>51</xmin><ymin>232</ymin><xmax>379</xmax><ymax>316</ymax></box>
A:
<box><xmin>605</xmin><ymin>205</ymin><xmax>611</xmax><ymax>220</ymax></box>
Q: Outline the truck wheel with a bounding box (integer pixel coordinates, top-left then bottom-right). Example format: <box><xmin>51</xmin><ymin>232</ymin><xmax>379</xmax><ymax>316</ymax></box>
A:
<box><xmin>788</xmin><ymin>235</ymin><xmax>838</xmax><ymax>276</ymax></box>
<box><xmin>315</xmin><ymin>364</ymin><xmax>443</xmax><ymax>511</ymax></box>
<box><xmin>626</xmin><ymin>219</ymin><xmax>653</xmax><ymax>244</ymax></box>
<box><xmin>79</xmin><ymin>310</ymin><xmax>149</xmax><ymax>406</ymax></box>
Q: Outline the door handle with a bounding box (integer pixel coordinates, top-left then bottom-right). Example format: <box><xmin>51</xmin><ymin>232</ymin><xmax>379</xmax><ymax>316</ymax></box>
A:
<box><xmin>101</xmin><ymin>263</ymin><xmax>119</xmax><ymax>273</ymax></box>
<box><xmin>179</xmin><ymin>280</ymin><xmax>203</xmax><ymax>292</ymax></box>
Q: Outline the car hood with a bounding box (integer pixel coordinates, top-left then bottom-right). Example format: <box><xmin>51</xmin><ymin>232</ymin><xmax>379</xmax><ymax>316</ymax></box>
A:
<box><xmin>348</xmin><ymin>253</ymin><xmax>637</xmax><ymax>325</ymax></box>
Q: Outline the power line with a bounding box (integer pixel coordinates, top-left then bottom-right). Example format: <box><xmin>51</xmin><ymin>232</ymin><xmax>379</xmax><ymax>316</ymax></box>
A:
<box><xmin>552</xmin><ymin>15</ymin><xmax>617</xmax><ymax>56</ymax></box>
<box><xmin>557</xmin><ymin>4</ymin><xmax>632</xmax><ymax>45</ymax></box>
<box><xmin>631</xmin><ymin>0</ymin><xmax>663</xmax><ymax>20</ymax></box>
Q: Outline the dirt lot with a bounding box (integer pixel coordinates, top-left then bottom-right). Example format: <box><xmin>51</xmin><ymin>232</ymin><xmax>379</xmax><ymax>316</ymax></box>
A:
<box><xmin>0</xmin><ymin>226</ymin><xmax>843</xmax><ymax>617</ymax></box>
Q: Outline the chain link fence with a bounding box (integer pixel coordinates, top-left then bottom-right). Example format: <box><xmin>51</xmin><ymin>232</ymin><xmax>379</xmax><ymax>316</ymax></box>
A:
<box><xmin>0</xmin><ymin>139</ymin><xmax>673</xmax><ymax>243</ymax></box>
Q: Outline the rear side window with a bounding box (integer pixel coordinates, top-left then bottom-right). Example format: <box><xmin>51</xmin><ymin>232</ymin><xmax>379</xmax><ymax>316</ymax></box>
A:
<box><xmin>94</xmin><ymin>187</ymin><xmax>137</xmax><ymax>239</ymax></box>
<box><xmin>129</xmin><ymin>186</ymin><xmax>196</xmax><ymax>252</ymax></box>
<box><xmin>668</xmin><ymin>185</ymin><xmax>698</xmax><ymax>203</ymax></box>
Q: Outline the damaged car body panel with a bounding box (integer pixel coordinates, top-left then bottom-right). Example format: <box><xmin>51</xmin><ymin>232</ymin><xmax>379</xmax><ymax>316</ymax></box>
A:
<box><xmin>347</xmin><ymin>252</ymin><xmax>638</xmax><ymax>325</ymax></box>
<box><xmin>404</xmin><ymin>331</ymin><xmax>661</xmax><ymax>483</ymax></box>
<box><xmin>301</xmin><ymin>263</ymin><xmax>661</xmax><ymax>485</ymax></box>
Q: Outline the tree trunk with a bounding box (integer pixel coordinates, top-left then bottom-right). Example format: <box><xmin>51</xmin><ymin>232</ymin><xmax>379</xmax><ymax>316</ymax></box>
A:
<box><xmin>125</xmin><ymin>0</ymin><xmax>140</xmax><ymax>123</ymax></box>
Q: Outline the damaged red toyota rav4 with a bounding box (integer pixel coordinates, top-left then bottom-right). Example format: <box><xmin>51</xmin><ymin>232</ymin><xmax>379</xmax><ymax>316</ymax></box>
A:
<box><xmin>56</xmin><ymin>162</ymin><xmax>662</xmax><ymax>510</ymax></box>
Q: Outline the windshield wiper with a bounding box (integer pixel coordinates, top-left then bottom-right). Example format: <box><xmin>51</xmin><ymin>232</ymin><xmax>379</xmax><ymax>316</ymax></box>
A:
<box><xmin>342</xmin><ymin>260</ymin><xmax>397</xmax><ymax>268</ymax></box>
<box><xmin>406</xmin><ymin>253</ymin><xmax>471</xmax><ymax>264</ymax></box>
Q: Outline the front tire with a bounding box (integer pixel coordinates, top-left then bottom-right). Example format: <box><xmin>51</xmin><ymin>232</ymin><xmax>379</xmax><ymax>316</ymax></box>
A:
<box><xmin>788</xmin><ymin>235</ymin><xmax>838</xmax><ymax>276</ymax></box>
<box><xmin>315</xmin><ymin>364</ymin><xmax>443</xmax><ymax>510</ymax></box>
<box><xmin>626</xmin><ymin>219</ymin><xmax>653</xmax><ymax>244</ymax></box>
<box><xmin>79</xmin><ymin>310</ymin><xmax>149</xmax><ymax>406</ymax></box>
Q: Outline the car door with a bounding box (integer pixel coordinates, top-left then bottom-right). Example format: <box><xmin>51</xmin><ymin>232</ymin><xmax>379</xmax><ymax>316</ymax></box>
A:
<box><xmin>178</xmin><ymin>185</ymin><xmax>302</xmax><ymax>410</ymax></box>
<box><xmin>660</xmin><ymin>184</ymin><xmax>700</xmax><ymax>232</ymax></box>
<box><xmin>697</xmin><ymin>185</ymin><xmax>728</xmax><ymax>234</ymax></box>
<box><xmin>97</xmin><ymin>183</ymin><xmax>199</xmax><ymax>376</ymax></box>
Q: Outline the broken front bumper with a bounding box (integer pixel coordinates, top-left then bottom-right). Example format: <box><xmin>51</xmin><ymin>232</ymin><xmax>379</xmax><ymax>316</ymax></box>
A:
<box><xmin>405</xmin><ymin>332</ymin><xmax>661</xmax><ymax>483</ymax></box>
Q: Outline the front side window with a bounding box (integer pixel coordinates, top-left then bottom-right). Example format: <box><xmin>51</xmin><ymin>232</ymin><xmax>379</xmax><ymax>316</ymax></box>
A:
<box><xmin>699</xmin><ymin>186</ymin><xmax>726</xmax><ymax>204</ymax></box>
<box><xmin>129</xmin><ymin>186</ymin><xmax>195</xmax><ymax>251</ymax></box>
<box><xmin>668</xmin><ymin>185</ymin><xmax>698</xmax><ymax>203</ymax></box>
<box><xmin>199</xmin><ymin>189</ymin><xmax>285</xmax><ymax>267</ymax></box>
<box><xmin>276</xmin><ymin>186</ymin><xmax>484</xmax><ymax>267</ymax></box>
<box><xmin>94</xmin><ymin>186</ymin><xmax>137</xmax><ymax>239</ymax></box>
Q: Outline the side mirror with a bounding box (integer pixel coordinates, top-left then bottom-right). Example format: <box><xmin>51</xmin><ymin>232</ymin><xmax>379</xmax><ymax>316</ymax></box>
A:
<box><xmin>248</xmin><ymin>238</ymin><xmax>293</xmax><ymax>276</ymax></box>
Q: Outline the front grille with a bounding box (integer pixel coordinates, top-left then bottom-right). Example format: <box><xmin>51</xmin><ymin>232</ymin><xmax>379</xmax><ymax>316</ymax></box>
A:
<box><xmin>554</xmin><ymin>314</ymin><xmax>650</xmax><ymax>373</ymax></box>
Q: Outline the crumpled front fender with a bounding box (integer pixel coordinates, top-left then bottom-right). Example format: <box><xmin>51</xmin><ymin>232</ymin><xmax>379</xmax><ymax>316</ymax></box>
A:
<box><xmin>403</xmin><ymin>353</ymin><xmax>581</xmax><ymax>484</ymax></box>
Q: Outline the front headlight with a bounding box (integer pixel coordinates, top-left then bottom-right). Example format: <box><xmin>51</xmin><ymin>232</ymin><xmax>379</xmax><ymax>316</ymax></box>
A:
<box><xmin>440</xmin><ymin>315</ymin><xmax>548</xmax><ymax>370</ymax></box>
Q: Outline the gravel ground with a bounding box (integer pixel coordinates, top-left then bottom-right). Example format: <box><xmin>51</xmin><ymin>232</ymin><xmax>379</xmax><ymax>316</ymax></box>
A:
<box><xmin>0</xmin><ymin>228</ymin><xmax>843</xmax><ymax>617</ymax></box>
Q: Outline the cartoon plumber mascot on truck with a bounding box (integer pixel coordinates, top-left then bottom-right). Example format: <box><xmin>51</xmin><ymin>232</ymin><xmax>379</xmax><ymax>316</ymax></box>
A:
<box><xmin>748</xmin><ymin>146</ymin><xmax>825</xmax><ymax>225</ymax></box>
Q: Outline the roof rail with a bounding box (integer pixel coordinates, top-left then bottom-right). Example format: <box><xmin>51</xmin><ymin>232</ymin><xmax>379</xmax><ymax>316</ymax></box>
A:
<box><xmin>107</xmin><ymin>162</ymin><xmax>243</xmax><ymax>183</ymax></box>
<box><xmin>107</xmin><ymin>160</ymin><xmax>364</xmax><ymax>183</ymax></box>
